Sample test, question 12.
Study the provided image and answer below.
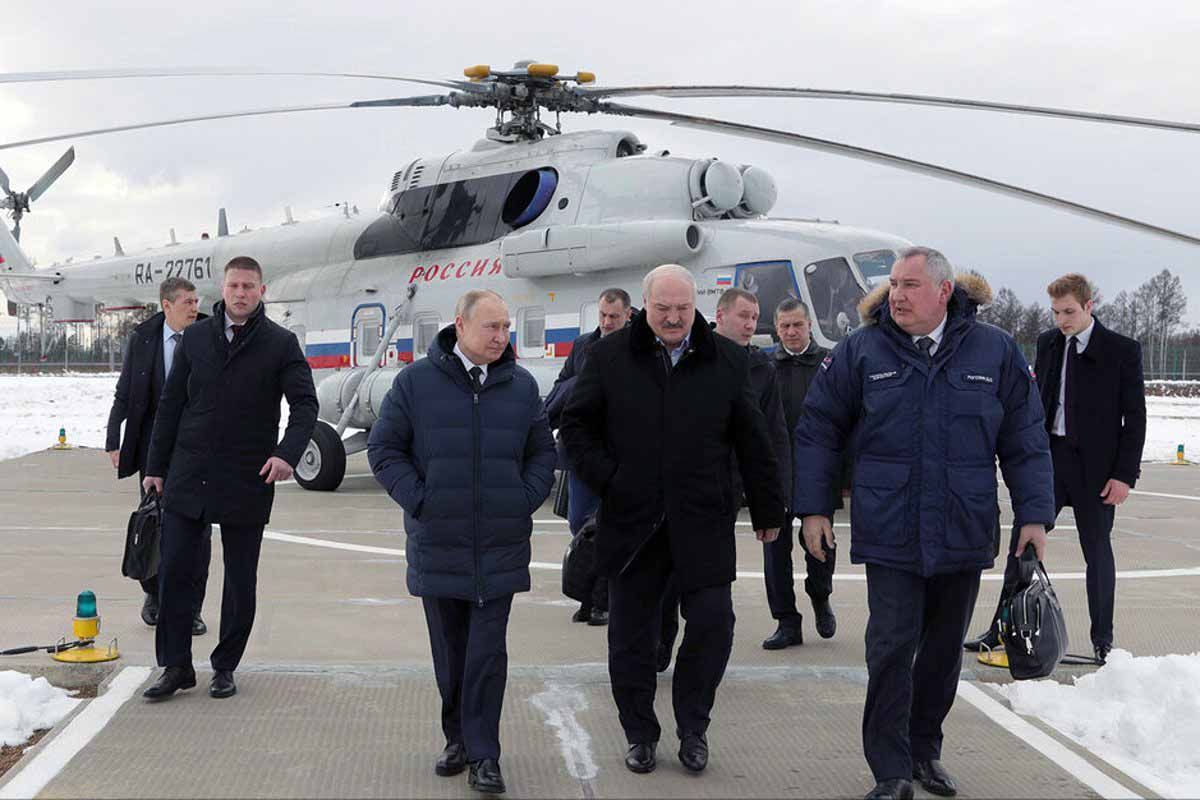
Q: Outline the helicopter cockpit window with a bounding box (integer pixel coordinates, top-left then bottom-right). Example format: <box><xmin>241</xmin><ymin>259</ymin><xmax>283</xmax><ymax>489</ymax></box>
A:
<box><xmin>803</xmin><ymin>257</ymin><xmax>865</xmax><ymax>342</ymax></box>
<box><xmin>732</xmin><ymin>260</ymin><xmax>802</xmax><ymax>337</ymax></box>
<box><xmin>853</xmin><ymin>249</ymin><xmax>896</xmax><ymax>285</ymax></box>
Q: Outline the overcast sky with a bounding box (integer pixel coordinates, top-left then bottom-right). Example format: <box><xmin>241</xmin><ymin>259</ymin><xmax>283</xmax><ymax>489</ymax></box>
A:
<box><xmin>3</xmin><ymin>0</ymin><xmax>1198</xmax><ymax>324</ymax></box>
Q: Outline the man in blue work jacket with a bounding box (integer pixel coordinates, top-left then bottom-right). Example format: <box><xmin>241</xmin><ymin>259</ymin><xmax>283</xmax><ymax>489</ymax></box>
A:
<box><xmin>793</xmin><ymin>247</ymin><xmax>1054</xmax><ymax>800</ymax></box>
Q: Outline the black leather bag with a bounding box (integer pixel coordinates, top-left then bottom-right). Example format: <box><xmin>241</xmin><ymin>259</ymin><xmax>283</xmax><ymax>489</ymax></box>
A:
<box><xmin>562</xmin><ymin>513</ymin><xmax>598</xmax><ymax>603</ymax></box>
<box><xmin>122</xmin><ymin>490</ymin><xmax>162</xmax><ymax>581</ymax></box>
<box><xmin>1000</xmin><ymin>550</ymin><xmax>1069</xmax><ymax>680</ymax></box>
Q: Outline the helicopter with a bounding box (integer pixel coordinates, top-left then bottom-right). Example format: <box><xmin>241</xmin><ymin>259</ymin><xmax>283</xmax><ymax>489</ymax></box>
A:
<box><xmin>1</xmin><ymin>61</ymin><xmax>1198</xmax><ymax>491</ymax></box>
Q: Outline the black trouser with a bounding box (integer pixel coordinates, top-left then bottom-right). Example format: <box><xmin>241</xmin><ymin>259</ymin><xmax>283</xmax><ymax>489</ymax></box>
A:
<box><xmin>156</xmin><ymin>510</ymin><xmax>264</xmax><ymax>671</ymax></box>
<box><xmin>579</xmin><ymin>575</ymin><xmax>609</xmax><ymax>615</ymax></box>
<box><xmin>992</xmin><ymin>436</ymin><xmax>1116</xmax><ymax>647</ymax></box>
<box><xmin>659</xmin><ymin>574</ymin><xmax>681</xmax><ymax>655</ymax></box>
<box><xmin>136</xmin><ymin>471</ymin><xmax>211</xmax><ymax>612</ymax></box>
<box><xmin>763</xmin><ymin>513</ymin><xmax>837</xmax><ymax>623</ymax></box>
<box><xmin>863</xmin><ymin>564</ymin><xmax>981</xmax><ymax>783</ymax></box>
<box><xmin>422</xmin><ymin>594</ymin><xmax>514</xmax><ymax>762</ymax></box>
<box><xmin>609</xmin><ymin>525</ymin><xmax>735</xmax><ymax>744</ymax></box>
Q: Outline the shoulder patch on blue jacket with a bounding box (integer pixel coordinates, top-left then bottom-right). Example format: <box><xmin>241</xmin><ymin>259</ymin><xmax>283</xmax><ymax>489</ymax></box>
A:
<box><xmin>821</xmin><ymin>353</ymin><xmax>834</xmax><ymax>371</ymax></box>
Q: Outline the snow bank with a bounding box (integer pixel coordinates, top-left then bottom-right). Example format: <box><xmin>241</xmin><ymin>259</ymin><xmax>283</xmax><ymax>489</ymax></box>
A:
<box><xmin>0</xmin><ymin>671</ymin><xmax>82</xmax><ymax>747</ymax></box>
<box><xmin>996</xmin><ymin>650</ymin><xmax>1200</xmax><ymax>798</ymax></box>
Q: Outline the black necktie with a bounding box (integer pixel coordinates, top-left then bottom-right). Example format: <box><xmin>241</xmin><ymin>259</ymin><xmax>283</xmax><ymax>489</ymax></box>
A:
<box><xmin>231</xmin><ymin>324</ymin><xmax>244</xmax><ymax>343</ymax></box>
<box><xmin>468</xmin><ymin>365</ymin><xmax>484</xmax><ymax>393</ymax></box>
<box><xmin>1064</xmin><ymin>336</ymin><xmax>1078</xmax><ymax>443</ymax></box>
<box><xmin>916</xmin><ymin>336</ymin><xmax>935</xmax><ymax>361</ymax></box>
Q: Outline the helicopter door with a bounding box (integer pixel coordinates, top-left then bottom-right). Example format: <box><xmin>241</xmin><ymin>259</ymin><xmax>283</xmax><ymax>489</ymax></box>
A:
<box><xmin>351</xmin><ymin>303</ymin><xmax>385</xmax><ymax>367</ymax></box>
<box><xmin>732</xmin><ymin>260</ymin><xmax>802</xmax><ymax>338</ymax></box>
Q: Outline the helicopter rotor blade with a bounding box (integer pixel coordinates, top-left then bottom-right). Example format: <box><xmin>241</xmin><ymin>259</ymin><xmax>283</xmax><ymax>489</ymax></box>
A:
<box><xmin>26</xmin><ymin>147</ymin><xmax>75</xmax><ymax>203</ymax></box>
<box><xmin>582</xmin><ymin>85</ymin><xmax>1200</xmax><ymax>135</ymax></box>
<box><xmin>0</xmin><ymin>67</ymin><xmax>480</xmax><ymax>93</ymax></box>
<box><xmin>600</xmin><ymin>102</ymin><xmax>1200</xmax><ymax>247</ymax></box>
<box><xmin>0</xmin><ymin>96</ymin><xmax>450</xmax><ymax>152</ymax></box>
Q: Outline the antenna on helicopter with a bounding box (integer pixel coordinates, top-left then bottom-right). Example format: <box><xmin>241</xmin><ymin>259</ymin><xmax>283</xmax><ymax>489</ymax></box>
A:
<box><xmin>0</xmin><ymin>147</ymin><xmax>75</xmax><ymax>242</ymax></box>
<box><xmin>218</xmin><ymin>207</ymin><xmax>229</xmax><ymax>237</ymax></box>
<box><xmin>284</xmin><ymin>206</ymin><xmax>296</xmax><ymax>225</ymax></box>
<box><xmin>168</xmin><ymin>228</ymin><xmax>178</xmax><ymax>245</ymax></box>
<box><xmin>113</xmin><ymin>236</ymin><xmax>124</xmax><ymax>256</ymax></box>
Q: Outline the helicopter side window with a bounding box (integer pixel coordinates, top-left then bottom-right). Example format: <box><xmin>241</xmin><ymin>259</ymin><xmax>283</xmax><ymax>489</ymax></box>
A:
<box><xmin>517</xmin><ymin>306</ymin><xmax>546</xmax><ymax>359</ymax></box>
<box><xmin>853</xmin><ymin>249</ymin><xmax>896</xmax><ymax>286</ymax></box>
<box><xmin>803</xmin><ymin>257</ymin><xmax>865</xmax><ymax>343</ymax></box>
<box><xmin>732</xmin><ymin>260</ymin><xmax>801</xmax><ymax>337</ymax></box>
<box><xmin>413</xmin><ymin>312</ymin><xmax>441</xmax><ymax>358</ymax></box>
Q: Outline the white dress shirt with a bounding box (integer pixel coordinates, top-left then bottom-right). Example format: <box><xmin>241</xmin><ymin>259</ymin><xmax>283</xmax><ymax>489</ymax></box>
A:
<box><xmin>1052</xmin><ymin>319</ymin><xmax>1095</xmax><ymax>436</ymax></box>
<box><xmin>162</xmin><ymin>322</ymin><xmax>182</xmax><ymax>377</ymax></box>
<box><xmin>224</xmin><ymin>313</ymin><xmax>240</xmax><ymax>343</ymax></box>
<box><xmin>453</xmin><ymin>342</ymin><xmax>488</xmax><ymax>383</ymax></box>
<box><xmin>911</xmin><ymin>314</ymin><xmax>948</xmax><ymax>356</ymax></box>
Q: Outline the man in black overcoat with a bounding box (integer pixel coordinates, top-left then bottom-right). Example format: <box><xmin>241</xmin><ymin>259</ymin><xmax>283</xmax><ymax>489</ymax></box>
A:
<box><xmin>141</xmin><ymin>256</ymin><xmax>318</xmax><ymax>700</ymax></box>
<box><xmin>967</xmin><ymin>273</ymin><xmax>1145</xmax><ymax>664</ymax></box>
<box><xmin>560</xmin><ymin>264</ymin><xmax>785</xmax><ymax>776</ymax></box>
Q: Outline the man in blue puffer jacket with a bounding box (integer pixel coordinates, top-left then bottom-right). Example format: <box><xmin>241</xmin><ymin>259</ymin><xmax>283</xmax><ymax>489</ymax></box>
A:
<box><xmin>793</xmin><ymin>247</ymin><xmax>1054</xmax><ymax>800</ymax></box>
<box><xmin>368</xmin><ymin>289</ymin><xmax>556</xmax><ymax>796</ymax></box>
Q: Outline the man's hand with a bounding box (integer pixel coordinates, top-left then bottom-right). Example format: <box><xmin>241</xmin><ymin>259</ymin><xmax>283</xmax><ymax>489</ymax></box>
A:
<box><xmin>801</xmin><ymin>515</ymin><xmax>836</xmax><ymax>562</ymax></box>
<box><xmin>756</xmin><ymin>527</ymin><xmax>780</xmax><ymax>543</ymax></box>
<box><xmin>1014</xmin><ymin>523</ymin><xmax>1048</xmax><ymax>561</ymax></box>
<box><xmin>107</xmin><ymin>450</ymin><xmax>120</xmax><ymax>469</ymax></box>
<box><xmin>142</xmin><ymin>475</ymin><xmax>164</xmax><ymax>495</ymax></box>
<box><xmin>260</xmin><ymin>456</ymin><xmax>294</xmax><ymax>484</ymax></box>
<box><xmin>1100</xmin><ymin>478</ymin><xmax>1131</xmax><ymax>506</ymax></box>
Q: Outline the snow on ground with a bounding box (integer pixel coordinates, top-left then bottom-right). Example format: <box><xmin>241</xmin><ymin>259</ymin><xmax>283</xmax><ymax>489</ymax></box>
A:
<box><xmin>0</xmin><ymin>671</ymin><xmax>82</xmax><ymax>747</ymax></box>
<box><xmin>0</xmin><ymin>375</ymin><xmax>1197</xmax><ymax>463</ymax></box>
<box><xmin>996</xmin><ymin>650</ymin><xmax>1200</xmax><ymax>798</ymax></box>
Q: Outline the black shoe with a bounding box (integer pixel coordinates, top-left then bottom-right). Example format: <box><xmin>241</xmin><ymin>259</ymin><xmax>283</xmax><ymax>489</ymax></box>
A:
<box><xmin>435</xmin><ymin>742</ymin><xmax>467</xmax><ymax>777</ymax></box>
<box><xmin>655</xmin><ymin>643</ymin><xmax>672</xmax><ymax>673</ymax></box>
<box><xmin>678</xmin><ymin>732</ymin><xmax>708</xmax><ymax>773</ymax></box>
<box><xmin>913</xmin><ymin>760</ymin><xmax>957</xmax><ymax>796</ymax></box>
<box><xmin>762</xmin><ymin>622</ymin><xmax>803</xmax><ymax>650</ymax></box>
<box><xmin>1094</xmin><ymin>643</ymin><xmax>1111</xmax><ymax>665</ymax></box>
<box><xmin>468</xmin><ymin>758</ymin><xmax>505</xmax><ymax>794</ymax></box>
<box><xmin>587</xmin><ymin>609</ymin><xmax>609</xmax><ymax>626</ymax></box>
<box><xmin>191</xmin><ymin>613</ymin><xmax>208</xmax><ymax>636</ymax></box>
<box><xmin>865</xmin><ymin>778</ymin><xmax>914</xmax><ymax>800</ymax></box>
<box><xmin>209</xmin><ymin>670</ymin><xmax>237</xmax><ymax>698</ymax></box>
<box><xmin>142</xmin><ymin>666</ymin><xmax>196</xmax><ymax>699</ymax></box>
<box><xmin>963</xmin><ymin>627</ymin><xmax>1001</xmax><ymax>652</ymax></box>
<box><xmin>141</xmin><ymin>593</ymin><xmax>159</xmax><ymax>626</ymax></box>
<box><xmin>624</xmin><ymin>742</ymin><xmax>656</xmax><ymax>774</ymax></box>
<box><xmin>812</xmin><ymin>597</ymin><xmax>837</xmax><ymax>639</ymax></box>
<box><xmin>571</xmin><ymin>606</ymin><xmax>591</xmax><ymax>623</ymax></box>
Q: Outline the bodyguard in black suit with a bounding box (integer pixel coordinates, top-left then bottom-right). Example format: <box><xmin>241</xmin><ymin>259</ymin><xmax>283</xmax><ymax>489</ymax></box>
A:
<box><xmin>968</xmin><ymin>274</ymin><xmax>1145</xmax><ymax>663</ymax></box>
<box><xmin>560</xmin><ymin>265</ymin><xmax>785</xmax><ymax>776</ymax></box>
<box><xmin>105</xmin><ymin>278</ymin><xmax>210</xmax><ymax>634</ymax></box>
<box><xmin>141</xmin><ymin>257</ymin><xmax>318</xmax><ymax>701</ymax></box>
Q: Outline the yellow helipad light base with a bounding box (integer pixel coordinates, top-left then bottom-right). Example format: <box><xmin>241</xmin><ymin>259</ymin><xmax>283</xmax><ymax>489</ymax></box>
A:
<box><xmin>976</xmin><ymin>648</ymin><xmax>1009</xmax><ymax>668</ymax></box>
<box><xmin>51</xmin><ymin>639</ymin><xmax>120</xmax><ymax>663</ymax></box>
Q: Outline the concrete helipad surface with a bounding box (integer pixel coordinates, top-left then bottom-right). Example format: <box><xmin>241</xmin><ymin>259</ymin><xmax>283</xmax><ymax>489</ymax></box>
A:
<box><xmin>2</xmin><ymin>447</ymin><xmax>1198</xmax><ymax>798</ymax></box>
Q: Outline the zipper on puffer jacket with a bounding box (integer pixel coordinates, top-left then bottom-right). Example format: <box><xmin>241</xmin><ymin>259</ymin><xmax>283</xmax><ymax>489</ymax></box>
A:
<box><xmin>473</xmin><ymin>386</ymin><xmax>483</xmax><ymax>606</ymax></box>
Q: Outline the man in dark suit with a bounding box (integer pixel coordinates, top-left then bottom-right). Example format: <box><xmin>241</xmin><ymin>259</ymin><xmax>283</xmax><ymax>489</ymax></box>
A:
<box><xmin>141</xmin><ymin>256</ymin><xmax>318</xmax><ymax>701</ymax></box>
<box><xmin>560</xmin><ymin>264</ymin><xmax>785</xmax><ymax>776</ymax></box>
<box><xmin>369</xmin><ymin>289</ymin><xmax>557</xmax><ymax>795</ymax></box>
<box><xmin>545</xmin><ymin>287</ymin><xmax>633</xmax><ymax>626</ymax></box>
<box><xmin>105</xmin><ymin>277</ymin><xmax>210</xmax><ymax>634</ymax></box>
<box><xmin>966</xmin><ymin>273</ymin><xmax>1145</xmax><ymax>664</ymax></box>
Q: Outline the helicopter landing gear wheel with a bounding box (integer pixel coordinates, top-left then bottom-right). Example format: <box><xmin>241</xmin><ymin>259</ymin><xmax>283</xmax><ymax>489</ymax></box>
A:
<box><xmin>295</xmin><ymin>421</ymin><xmax>346</xmax><ymax>491</ymax></box>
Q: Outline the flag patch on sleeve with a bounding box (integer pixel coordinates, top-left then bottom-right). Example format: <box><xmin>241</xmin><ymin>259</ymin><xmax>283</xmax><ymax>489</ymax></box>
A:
<box><xmin>821</xmin><ymin>354</ymin><xmax>834</xmax><ymax>371</ymax></box>
<box><xmin>1027</xmin><ymin>363</ymin><xmax>1037</xmax><ymax>381</ymax></box>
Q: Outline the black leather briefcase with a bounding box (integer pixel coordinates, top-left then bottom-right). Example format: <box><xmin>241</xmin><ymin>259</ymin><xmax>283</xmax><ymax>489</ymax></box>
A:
<box><xmin>1000</xmin><ymin>550</ymin><xmax>1069</xmax><ymax>680</ymax></box>
<box><xmin>122</xmin><ymin>490</ymin><xmax>162</xmax><ymax>581</ymax></box>
<box><xmin>562</xmin><ymin>513</ymin><xmax>598</xmax><ymax>603</ymax></box>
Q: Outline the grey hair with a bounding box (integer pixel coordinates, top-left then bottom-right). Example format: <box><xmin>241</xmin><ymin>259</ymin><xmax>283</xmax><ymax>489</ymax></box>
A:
<box><xmin>642</xmin><ymin>264</ymin><xmax>696</xmax><ymax>299</ymax></box>
<box><xmin>900</xmin><ymin>246</ymin><xmax>953</xmax><ymax>285</ymax></box>
<box><xmin>455</xmin><ymin>289</ymin><xmax>505</xmax><ymax>320</ymax></box>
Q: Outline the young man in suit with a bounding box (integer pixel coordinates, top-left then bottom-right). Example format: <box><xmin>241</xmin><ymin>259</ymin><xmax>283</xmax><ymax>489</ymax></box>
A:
<box><xmin>106</xmin><ymin>277</ymin><xmax>210</xmax><ymax>634</ymax></box>
<box><xmin>966</xmin><ymin>273</ymin><xmax>1146</xmax><ymax>664</ymax></box>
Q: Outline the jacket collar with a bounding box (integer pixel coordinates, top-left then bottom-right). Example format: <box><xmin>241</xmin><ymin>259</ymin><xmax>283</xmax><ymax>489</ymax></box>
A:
<box><xmin>775</xmin><ymin>340</ymin><xmax>826</xmax><ymax>365</ymax></box>
<box><xmin>857</xmin><ymin>271</ymin><xmax>992</xmax><ymax>366</ymax></box>
<box><xmin>429</xmin><ymin>324</ymin><xmax>516</xmax><ymax>389</ymax></box>
<box><xmin>1052</xmin><ymin>315</ymin><xmax>1111</xmax><ymax>362</ymax></box>
<box><xmin>629</xmin><ymin>308</ymin><xmax>716</xmax><ymax>361</ymax></box>
<box><xmin>211</xmin><ymin>300</ymin><xmax>265</xmax><ymax>357</ymax></box>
